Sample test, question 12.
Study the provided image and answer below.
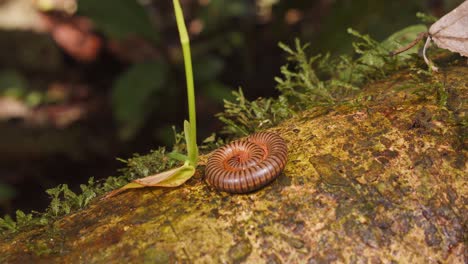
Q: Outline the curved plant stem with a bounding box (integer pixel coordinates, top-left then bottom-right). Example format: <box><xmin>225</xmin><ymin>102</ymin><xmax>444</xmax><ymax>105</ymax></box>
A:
<box><xmin>422</xmin><ymin>36</ymin><xmax>438</xmax><ymax>72</ymax></box>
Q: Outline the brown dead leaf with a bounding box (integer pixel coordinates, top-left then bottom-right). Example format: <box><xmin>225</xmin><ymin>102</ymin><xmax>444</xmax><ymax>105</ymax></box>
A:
<box><xmin>40</xmin><ymin>13</ymin><xmax>102</xmax><ymax>62</ymax></box>
<box><xmin>424</xmin><ymin>0</ymin><xmax>468</xmax><ymax>71</ymax></box>
<box><xmin>429</xmin><ymin>0</ymin><xmax>468</xmax><ymax>57</ymax></box>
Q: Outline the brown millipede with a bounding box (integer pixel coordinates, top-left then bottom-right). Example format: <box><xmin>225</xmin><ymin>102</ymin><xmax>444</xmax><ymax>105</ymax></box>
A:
<box><xmin>205</xmin><ymin>132</ymin><xmax>288</xmax><ymax>193</ymax></box>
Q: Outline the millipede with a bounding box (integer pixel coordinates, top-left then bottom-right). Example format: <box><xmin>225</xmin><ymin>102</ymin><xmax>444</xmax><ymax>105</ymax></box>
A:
<box><xmin>205</xmin><ymin>132</ymin><xmax>288</xmax><ymax>193</ymax></box>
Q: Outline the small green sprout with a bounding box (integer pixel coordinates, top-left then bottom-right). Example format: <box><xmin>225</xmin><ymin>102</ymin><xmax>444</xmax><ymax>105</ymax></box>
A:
<box><xmin>104</xmin><ymin>0</ymin><xmax>198</xmax><ymax>198</ymax></box>
<box><xmin>174</xmin><ymin>0</ymin><xmax>198</xmax><ymax>166</ymax></box>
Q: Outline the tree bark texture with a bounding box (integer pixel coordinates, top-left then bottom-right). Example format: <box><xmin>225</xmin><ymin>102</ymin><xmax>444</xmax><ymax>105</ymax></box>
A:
<box><xmin>0</xmin><ymin>65</ymin><xmax>466</xmax><ymax>263</ymax></box>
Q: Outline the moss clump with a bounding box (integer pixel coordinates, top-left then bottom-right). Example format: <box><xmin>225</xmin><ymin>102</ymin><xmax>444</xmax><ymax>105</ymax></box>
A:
<box><xmin>217</xmin><ymin>26</ymin><xmax>431</xmax><ymax>138</ymax></box>
<box><xmin>0</xmin><ymin>146</ymin><xmax>179</xmax><ymax>236</ymax></box>
<box><xmin>228</xmin><ymin>239</ymin><xmax>253</xmax><ymax>263</ymax></box>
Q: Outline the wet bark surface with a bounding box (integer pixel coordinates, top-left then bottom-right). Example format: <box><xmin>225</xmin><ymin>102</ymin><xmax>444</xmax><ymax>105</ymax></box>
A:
<box><xmin>0</xmin><ymin>65</ymin><xmax>466</xmax><ymax>263</ymax></box>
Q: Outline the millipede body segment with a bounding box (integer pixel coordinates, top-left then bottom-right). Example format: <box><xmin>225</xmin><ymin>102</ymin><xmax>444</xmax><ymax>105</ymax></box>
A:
<box><xmin>205</xmin><ymin>132</ymin><xmax>288</xmax><ymax>193</ymax></box>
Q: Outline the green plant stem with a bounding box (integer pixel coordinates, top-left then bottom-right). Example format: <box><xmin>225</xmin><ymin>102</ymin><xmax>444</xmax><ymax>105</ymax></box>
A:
<box><xmin>173</xmin><ymin>0</ymin><xmax>198</xmax><ymax>165</ymax></box>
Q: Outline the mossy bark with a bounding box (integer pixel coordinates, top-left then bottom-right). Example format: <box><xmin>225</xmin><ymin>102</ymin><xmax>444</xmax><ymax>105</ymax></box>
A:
<box><xmin>0</xmin><ymin>63</ymin><xmax>466</xmax><ymax>263</ymax></box>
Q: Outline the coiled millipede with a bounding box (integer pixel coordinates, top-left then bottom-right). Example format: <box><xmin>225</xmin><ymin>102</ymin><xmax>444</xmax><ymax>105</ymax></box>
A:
<box><xmin>205</xmin><ymin>132</ymin><xmax>288</xmax><ymax>193</ymax></box>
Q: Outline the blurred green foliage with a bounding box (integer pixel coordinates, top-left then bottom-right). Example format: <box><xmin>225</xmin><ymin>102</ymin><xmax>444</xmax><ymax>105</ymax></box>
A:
<box><xmin>78</xmin><ymin>0</ymin><xmax>158</xmax><ymax>41</ymax></box>
<box><xmin>0</xmin><ymin>183</ymin><xmax>15</xmax><ymax>201</ymax></box>
<box><xmin>0</xmin><ymin>31</ymin><xmax>63</xmax><ymax>73</ymax></box>
<box><xmin>111</xmin><ymin>61</ymin><xmax>168</xmax><ymax>139</ymax></box>
<box><xmin>0</xmin><ymin>70</ymin><xmax>45</xmax><ymax>107</ymax></box>
<box><xmin>313</xmin><ymin>1</ymin><xmax>424</xmax><ymax>54</ymax></box>
<box><xmin>76</xmin><ymin>0</ymin><xmax>254</xmax><ymax>140</ymax></box>
<box><xmin>0</xmin><ymin>70</ymin><xmax>27</xmax><ymax>98</ymax></box>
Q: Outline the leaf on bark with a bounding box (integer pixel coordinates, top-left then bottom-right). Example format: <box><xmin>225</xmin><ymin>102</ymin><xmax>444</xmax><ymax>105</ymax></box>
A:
<box><xmin>102</xmin><ymin>162</ymin><xmax>195</xmax><ymax>199</ymax></box>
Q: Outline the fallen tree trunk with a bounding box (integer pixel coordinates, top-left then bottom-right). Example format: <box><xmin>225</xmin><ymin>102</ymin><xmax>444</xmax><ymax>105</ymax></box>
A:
<box><xmin>0</xmin><ymin>64</ymin><xmax>466</xmax><ymax>263</ymax></box>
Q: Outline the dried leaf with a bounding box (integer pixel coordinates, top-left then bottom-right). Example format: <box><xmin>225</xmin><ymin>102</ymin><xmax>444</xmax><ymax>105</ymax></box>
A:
<box><xmin>423</xmin><ymin>1</ymin><xmax>468</xmax><ymax>71</ymax></box>
<box><xmin>429</xmin><ymin>0</ymin><xmax>468</xmax><ymax>57</ymax></box>
<box><xmin>101</xmin><ymin>182</ymin><xmax>144</xmax><ymax>199</ymax></box>
<box><xmin>133</xmin><ymin>162</ymin><xmax>195</xmax><ymax>187</ymax></box>
<box><xmin>103</xmin><ymin>162</ymin><xmax>195</xmax><ymax>199</ymax></box>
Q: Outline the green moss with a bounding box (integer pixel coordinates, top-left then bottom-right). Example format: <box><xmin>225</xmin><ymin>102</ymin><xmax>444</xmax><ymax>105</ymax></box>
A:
<box><xmin>228</xmin><ymin>239</ymin><xmax>252</xmax><ymax>263</ymax></box>
<box><xmin>217</xmin><ymin>88</ymin><xmax>292</xmax><ymax>136</ymax></box>
<box><xmin>119</xmin><ymin>147</ymin><xmax>180</xmax><ymax>180</ymax></box>
<box><xmin>143</xmin><ymin>248</ymin><xmax>174</xmax><ymax>264</ymax></box>
<box><xmin>218</xmin><ymin>26</ymin><xmax>430</xmax><ymax>138</ymax></box>
<box><xmin>27</xmin><ymin>240</ymin><xmax>54</xmax><ymax>257</ymax></box>
<box><xmin>0</xmin><ymin>147</ymin><xmax>178</xmax><ymax>236</ymax></box>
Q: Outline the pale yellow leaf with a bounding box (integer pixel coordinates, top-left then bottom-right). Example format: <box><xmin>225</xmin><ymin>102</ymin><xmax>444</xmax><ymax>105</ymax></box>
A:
<box><xmin>153</xmin><ymin>164</ymin><xmax>195</xmax><ymax>187</ymax></box>
<box><xmin>134</xmin><ymin>162</ymin><xmax>195</xmax><ymax>187</ymax></box>
<box><xmin>102</xmin><ymin>162</ymin><xmax>196</xmax><ymax>199</ymax></box>
<box><xmin>102</xmin><ymin>182</ymin><xmax>145</xmax><ymax>199</ymax></box>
